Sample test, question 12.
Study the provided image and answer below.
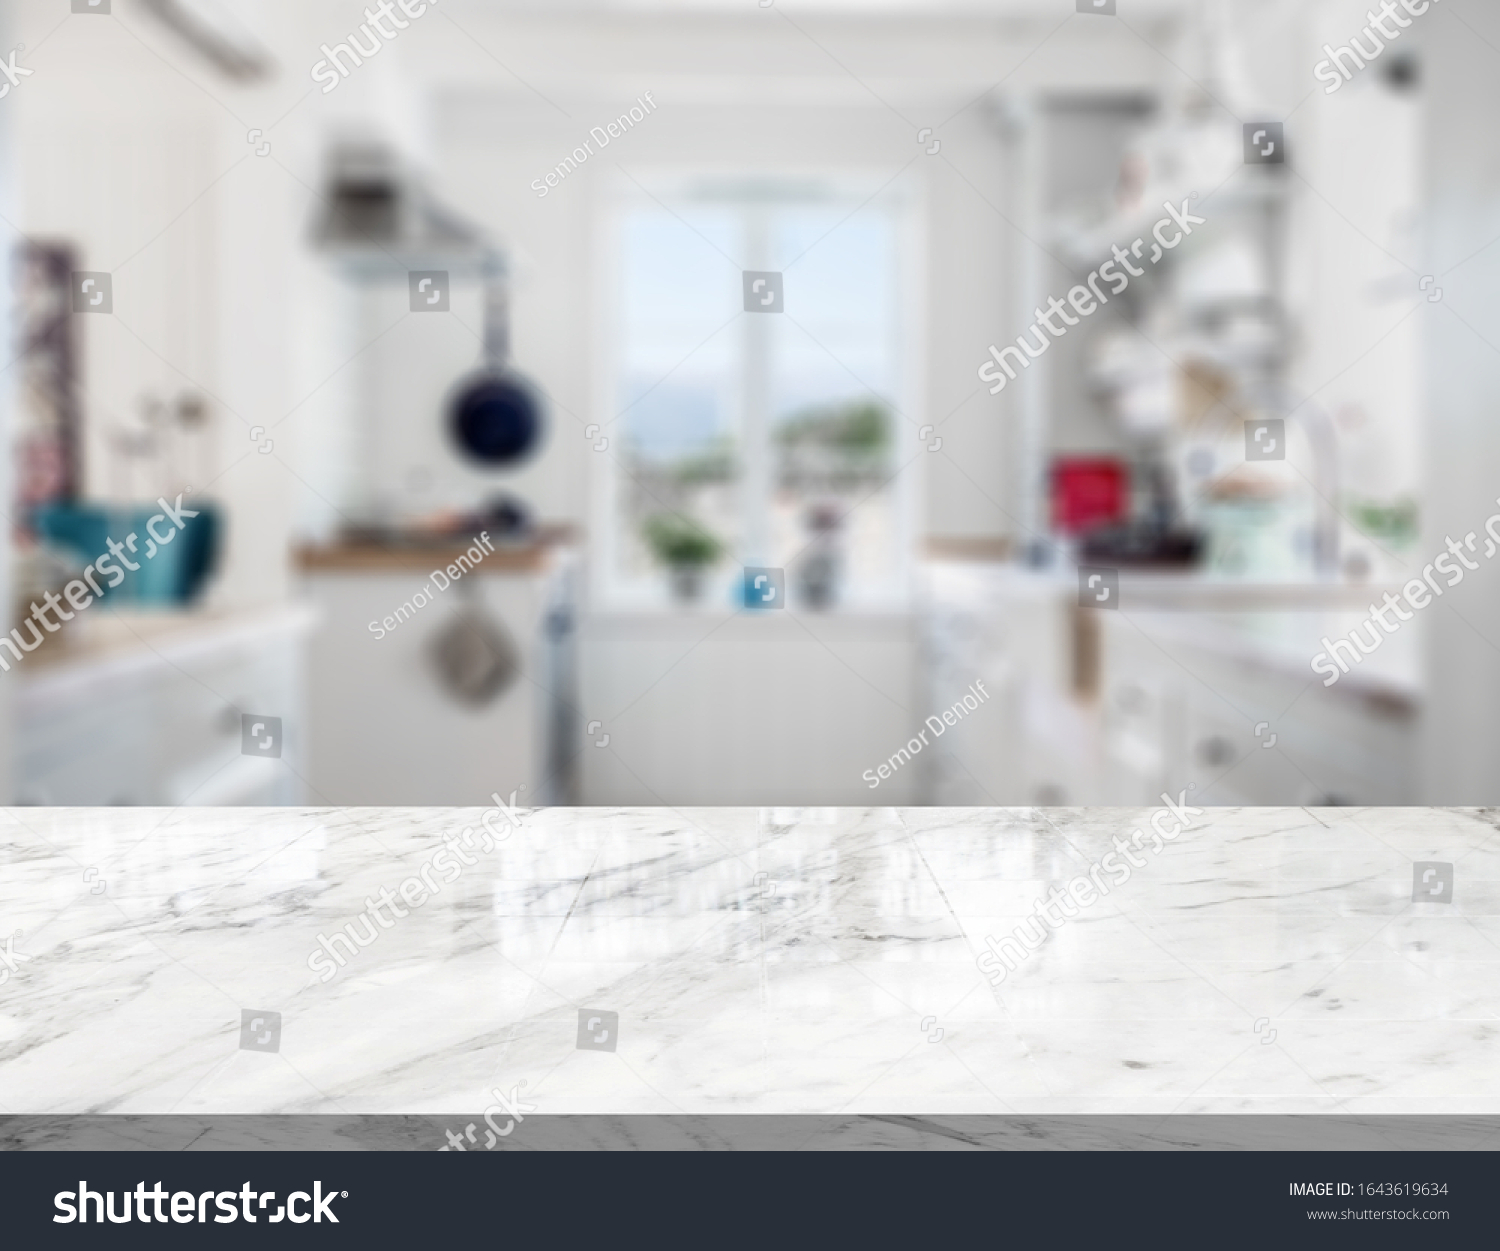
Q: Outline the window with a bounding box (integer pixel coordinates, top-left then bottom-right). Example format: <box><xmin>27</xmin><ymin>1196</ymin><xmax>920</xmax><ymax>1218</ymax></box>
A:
<box><xmin>595</xmin><ymin>173</ymin><xmax>919</xmax><ymax>609</ymax></box>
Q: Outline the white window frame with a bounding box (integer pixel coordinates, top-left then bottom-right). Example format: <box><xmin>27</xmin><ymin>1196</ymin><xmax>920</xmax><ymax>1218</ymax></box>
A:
<box><xmin>588</xmin><ymin>166</ymin><xmax>926</xmax><ymax>613</ymax></box>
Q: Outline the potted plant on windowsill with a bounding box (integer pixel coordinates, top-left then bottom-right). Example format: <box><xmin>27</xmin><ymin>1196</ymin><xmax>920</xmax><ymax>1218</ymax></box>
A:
<box><xmin>642</xmin><ymin>513</ymin><xmax>722</xmax><ymax>603</ymax></box>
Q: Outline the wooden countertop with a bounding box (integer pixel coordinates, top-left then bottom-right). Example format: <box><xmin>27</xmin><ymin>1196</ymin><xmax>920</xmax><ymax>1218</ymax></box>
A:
<box><xmin>295</xmin><ymin>526</ymin><xmax>576</xmax><ymax>575</ymax></box>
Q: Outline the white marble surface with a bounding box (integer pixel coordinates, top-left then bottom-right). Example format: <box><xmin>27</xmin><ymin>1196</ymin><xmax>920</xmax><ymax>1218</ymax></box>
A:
<box><xmin>0</xmin><ymin>805</ymin><xmax>1496</xmax><ymax>1118</ymax></box>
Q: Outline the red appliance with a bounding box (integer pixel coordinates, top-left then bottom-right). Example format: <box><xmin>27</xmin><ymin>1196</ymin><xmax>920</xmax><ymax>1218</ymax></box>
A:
<box><xmin>1050</xmin><ymin>457</ymin><xmax>1127</xmax><ymax>535</ymax></box>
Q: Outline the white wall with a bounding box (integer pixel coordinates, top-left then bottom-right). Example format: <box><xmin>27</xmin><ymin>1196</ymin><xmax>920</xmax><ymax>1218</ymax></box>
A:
<box><xmin>17</xmin><ymin>78</ymin><xmax>218</xmax><ymax>504</ymax></box>
<box><xmin>1290</xmin><ymin>0</ymin><xmax>1423</xmax><ymax>510</ymax></box>
<box><xmin>580</xmin><ymin>611</ymin><xmax>919</xmax><ymax>805</ymax></box>
<box><xmin>1419</xmin><ymin>0</ymin><xmax>1500</xmax><ymax>802</ymax></box>
<box><xmin>10</xmin><ymin>0</ymin><xmax>314</xmax><ymax>611</ymax></box>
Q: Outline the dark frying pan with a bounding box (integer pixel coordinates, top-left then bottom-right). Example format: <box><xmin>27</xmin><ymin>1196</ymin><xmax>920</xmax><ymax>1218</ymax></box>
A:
<box><xmin>448</xmin><ymin>258</ymin><xmax>545</xmax><ymax>467</ymax></box>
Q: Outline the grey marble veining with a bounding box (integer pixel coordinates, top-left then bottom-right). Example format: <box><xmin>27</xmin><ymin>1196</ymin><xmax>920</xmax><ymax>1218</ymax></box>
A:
<box><xmin>0</xmin><ymin>805</ymin><xmax>1497</xmax><ymax>1124</ymax></box>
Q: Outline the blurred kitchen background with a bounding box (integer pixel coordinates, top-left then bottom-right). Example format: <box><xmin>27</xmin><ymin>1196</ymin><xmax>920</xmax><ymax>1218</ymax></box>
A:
<box><xmin>2</xmin><ymin>0</ymin><xmax>1497</xmax><ymax>807</ymax></box>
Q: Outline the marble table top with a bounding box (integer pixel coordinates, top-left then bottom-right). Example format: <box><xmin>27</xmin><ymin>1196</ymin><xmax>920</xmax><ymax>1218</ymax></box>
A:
<box><xmin>0</xmin><ymin>805</ymin><xmax>1496</xmax><ymax>1121</ymax></box>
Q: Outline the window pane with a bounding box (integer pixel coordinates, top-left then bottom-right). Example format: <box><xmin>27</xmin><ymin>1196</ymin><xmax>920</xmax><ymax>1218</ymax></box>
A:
<box><xmin>770</xmin><ymin>207</ymin><xmax>901</xmax><ymax>602</ymax></box>
<box><xmin>616</xmin><ymin>207</ymin><xmax>741</xmax><ymax>586</ymax></box>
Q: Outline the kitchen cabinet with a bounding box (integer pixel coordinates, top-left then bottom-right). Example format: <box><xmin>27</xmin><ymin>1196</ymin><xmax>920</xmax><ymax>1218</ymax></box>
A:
<box><xmin>15</xmin><ymin>606</ymin><xmax>311</xmax><ymax>806</ymax></box>
<box><xmin>298</xmin><ymin>544</ymin><xmax>563</xmax><ymax>805</ymax></box>
<box><xmin>580</xmin><ymin>606</ymin><xmax>919</xmax><ymax>806</ymax></box>
<box><xmin>1098</xmin><ymin>608</ymin><xmax>1418</xmax><ymax>806</ymax></box>
<box><xmin>924</xmin><ymin>562</ymin><xmax>1421</xmax><ymax>806</ymax></box>
<box><xmin>924</xmin><ymin>562</ymin><xmax>1097</xmax><ymax>806</ymax></box>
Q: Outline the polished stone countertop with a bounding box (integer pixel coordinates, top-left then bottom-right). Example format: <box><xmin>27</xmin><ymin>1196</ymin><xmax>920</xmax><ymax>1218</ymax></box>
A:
<box><xmin>0</xmin><ymin>805</ymin><xmax>1495</xmax><ymax>1119</ymax></box>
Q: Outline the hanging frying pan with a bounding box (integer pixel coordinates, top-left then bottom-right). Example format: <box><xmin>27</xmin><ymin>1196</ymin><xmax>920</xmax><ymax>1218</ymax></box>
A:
<box><xmin>447</xmin><ymin>256</ymin><xmax>545</xmax><ymax>467</ymax></box>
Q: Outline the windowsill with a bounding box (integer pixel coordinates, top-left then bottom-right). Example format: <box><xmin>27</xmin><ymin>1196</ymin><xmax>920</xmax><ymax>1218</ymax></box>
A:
<box><xmin>584</xmin><ymin>597</ymin><xmax>914</xmax><ymax>628</ymax></box>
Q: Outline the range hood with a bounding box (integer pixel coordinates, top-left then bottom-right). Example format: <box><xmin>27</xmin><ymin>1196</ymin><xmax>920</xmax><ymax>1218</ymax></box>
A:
<box><xmin>312</xmin><ymin>142</ymin><xmax>494</xmax><ymax>276</ymax></box>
